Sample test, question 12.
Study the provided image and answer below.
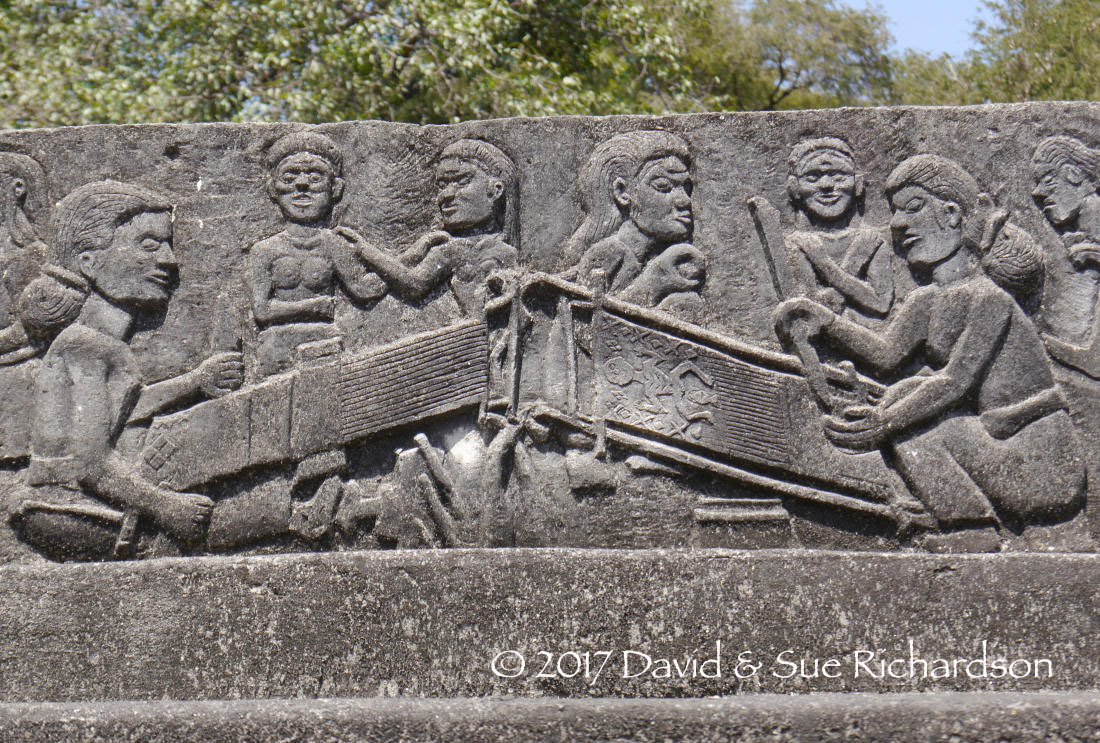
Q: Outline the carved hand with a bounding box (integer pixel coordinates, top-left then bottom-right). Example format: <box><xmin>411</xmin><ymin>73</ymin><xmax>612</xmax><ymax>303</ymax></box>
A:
<box><xmin>791</xmin><ymin>232</ymin><xmax>828</xmax><ymax>268</ymax></box>
<box><xmin>812</xmin><ymin>287</ymin><xmax>845</xmax><ymax>313</ymax></box>
<box><xmin>197</xmin><ymin>351</ymin><xmax>245</xmax><ymax>398</ymax></box>
<box><xmin>417</xmin><ymin>230</ymin><xmax>453</xmax><ymax>252</ymax></box>
<box><xmin>824</xmin><ymin>404</ymin><xmax>890</xmax><ymax>451</ymax></box>
<box><xmin>773</xmin><ymin>297</ymin><xmax>834</xmax><ymax>343</ymax></box>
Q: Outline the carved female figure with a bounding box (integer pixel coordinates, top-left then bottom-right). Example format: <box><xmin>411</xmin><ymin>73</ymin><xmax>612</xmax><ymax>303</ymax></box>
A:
<box><xmin>250</xmin><ymin>131</ymin><xmax>385</xmax><ymax>378</ymax></box>
<box><xmin>784</xmin><ymin>137</ymin><xmax>894</xmax><ymax>322</ymax></box>
<box><xmin>562</xmin><ymin>130</ymin><xmax>705</xmax><ymax>313</ymax></box>
<box><xmin>12</xmin><ymin>181</ymin><xmax>244</xmax><ymax>559</ymax></box>
<box><xmin>0</xmin><ymin>152</ymin><xmax>50</xmax><ymax>364</ymax></box>
<box><xmin>1032</xmin><ymin>135</ymin><xmax>1100</xmax><ymax>253</ymax></box>
<box><xmin>775</xmin><ymin>155</ymin><xmax>1084</xmax><ymax>549</ymax></box>
<box><xmin>338</xmin><ymin>138</ymin><xmax>519</xmax><ymax>317</ymax></box>
<box><xmin>1030</xmin><ymin>135</ymin><xmax>1100</xmax><ymax>376</ymax></box>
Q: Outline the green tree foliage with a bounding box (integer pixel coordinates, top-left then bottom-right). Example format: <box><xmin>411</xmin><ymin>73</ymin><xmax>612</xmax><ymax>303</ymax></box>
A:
<box><xmin>0</xmin><ymin>0</ymin><xmax>898</xmax><ymax>127</ymax></box>
<box><xmin>674</xmin><ymin>0</ymin><xmax>894</xmax><ymax>111</ymax></box>
<box><xmin>892</xmin><ymin>0</ymin><xmax>1100</xmax><ymax>105</ymax></box>
<box><xmin>4</xmin><ymin>0</ymin><xmax>1089</xmax><ymax>128</ymax></box>
<box><xmin>0</xmin><ymin>0</ymin><xmax>707</xmax><ymax>126</ymax></box>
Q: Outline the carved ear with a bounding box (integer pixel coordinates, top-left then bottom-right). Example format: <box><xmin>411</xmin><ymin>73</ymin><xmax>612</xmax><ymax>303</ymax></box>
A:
<box><xmin>786</xmin><ymin>175</ymin><xmax>799</xmax><ymax>204</ymax></box>
<box><xmin>265</xmin><ymin>177</ymin><xmax>277</xmax><ymax>202</ymax></box>
<box><xmin>11</xmin><ymin>177</ymin><xmax>26</xmax><ymax>201</ymax></box>
<box><xmin>854</xmin><ymin>174</ymin><xmax>865</xmax><ymax>200</ymax></box>
<box><xmin>612</xmin><ymin>176</ymin><xmax>630</xmax><ymax>208</ymax></box>
<box><xmin>944</xmin><ymin>201</ymin><xmax>962</xmax><ymax>229</ymax></box>
<box><xmin>1062</xmin><ymin>164</ymin><xmax>1086</xmax><ymax>186</ymax></box>
<box><xmin>490</xmin><ymin>179</ymin><xmax>504</xmax><ymax>202</ymax></box>
<box><xmin>331</xmin><ymin>177</ymin><xmax>345</xmax><ymax>204</ymax></box>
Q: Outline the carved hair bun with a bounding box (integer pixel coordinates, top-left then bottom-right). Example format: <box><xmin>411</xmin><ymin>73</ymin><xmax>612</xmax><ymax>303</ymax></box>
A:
<box><xmin>981</xmin><ymin>214</ymin><xmax>1044</xmax><ymax>300</ymax></box>
<box><xmin>17</xmin><ymin>264</ymin><xmax>88</xmax><ymax>337</ymax></box>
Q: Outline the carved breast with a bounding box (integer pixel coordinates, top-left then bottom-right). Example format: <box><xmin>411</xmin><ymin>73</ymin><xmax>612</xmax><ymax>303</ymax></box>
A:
<box><xmin>270</xmin><ymin>253</ymin><xmax>334</xmax><ymax>294</ymax></box>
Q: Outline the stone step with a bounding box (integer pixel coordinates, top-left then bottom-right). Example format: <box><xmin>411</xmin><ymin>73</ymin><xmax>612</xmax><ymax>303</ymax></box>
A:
<box><xmin>0</xmin><ymin>549</ymin><xmax>1095</xmax><ymax>701</ymax></box>
<box><xmin>0</xmin><ymin>692</ymin><xmax>1096</xmax><ymax>742</ymax></box>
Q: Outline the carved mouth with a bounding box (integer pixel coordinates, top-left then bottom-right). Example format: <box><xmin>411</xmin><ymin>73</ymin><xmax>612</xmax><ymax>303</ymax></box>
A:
<box><xmin>901</xmin><ymin>235</ymin><xmax>921</xmax><ymax>250</ymax></box>
<box><xmin>147</xmin><ymin>271</ymin><xmax>172</xmax><ymax>288</ymax></box>
<box><xmin>291</xmin><ymin>196</ymin><xmax>315</xmax><ymax>206</ymax></box>
<box><xmin>815</xmin><ymin>194</ymin><xmax>841</xmax><ymax>204</ymax></box>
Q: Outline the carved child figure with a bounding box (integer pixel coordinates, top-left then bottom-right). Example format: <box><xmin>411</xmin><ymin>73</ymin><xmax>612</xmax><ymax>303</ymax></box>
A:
<box><xmin>784</xmin><ymin>137</ymin><xmax>894</xmax><ymax>323</ymax></box>
<box><xmin>338</xmin><ymin>138</ymin><xmax>519</xmax><ymax>318</ymax></box>
<box><xmin>775</xmin><ymin>155</ymin><xmax>1085</xmax><ymax>551</ymax></box>
<box><xmin>11</xmin><ymin>181</ymin><xmax>244</xmax><ymax>560</ymax></box>
<box><xmin>562</xmin><ymin>130</ymin><xmax>706</xmax><ymax>315</ymax></box>
<box><xmin>250</xmin><ymin>131</ymin><xmax>386</xmax><ymax>378</ymax></box>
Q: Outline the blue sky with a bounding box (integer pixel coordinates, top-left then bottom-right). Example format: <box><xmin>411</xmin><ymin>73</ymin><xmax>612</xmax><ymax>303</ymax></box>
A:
<box><xmin>870</xmin><ymin>0</ymin><xmax>989</xmax><ymax>57</ymax></box>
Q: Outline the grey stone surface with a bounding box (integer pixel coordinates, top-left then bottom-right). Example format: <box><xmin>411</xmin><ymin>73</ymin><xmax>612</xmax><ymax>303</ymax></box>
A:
<box><xmin>0</xmin><ymin>103</ymin><xmax>1097</xmax><ymax>561</ymax></box>
<box><xmin>0</xmin><ymin>693</ymin><xmax>1097</xmax><ymax>742</ymax></box>
<box><xmin>0</xmin><ymin>548</ymin><xmax>1095</xmax><ymax>701</ymax></box>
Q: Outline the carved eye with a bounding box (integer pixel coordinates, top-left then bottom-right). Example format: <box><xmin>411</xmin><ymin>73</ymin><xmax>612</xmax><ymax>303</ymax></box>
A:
<box><xmin>140</xmin><ymin>238</ymin><xmax>163</xmax><ymax>253</ymax></box>
<box><xmin>280</xmin><ymin>173</ymin><xmax>297</xmax><ymax>185</ymax></box>
<box><xmin>651</xmin><ymin>178</ymin><xmax>673</xmax><ymax>193</ymax></box>
<box><xmin>903</xmin><ymin>198</ymin><xmax>923</xmax><ymax>213</ymax></box>
<box><xmin>308</xmin><ymin>172</ymin><xmax>325</xmax><ymax>184</ymax></box>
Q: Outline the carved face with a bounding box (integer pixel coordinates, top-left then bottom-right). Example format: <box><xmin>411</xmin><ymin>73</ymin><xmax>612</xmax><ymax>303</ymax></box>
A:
<box><xmin>621</xmin><ymin>156</ymin><xmax>692</xmax><ymax>243</ymax></box>
<box><xmin>790</xmin><ymin>150</ymin><xmax>859</xmax><ymax>222</ymax></box>
<box><xmin>271</xmin><ymin>153</ymin><xmax>342</xmax><ymax>224</ymax></box>
<box><xmin>1032</xmin><ymin>162</ymin><xmax>1095</xmax><ymax>229</ymax></box>
<box><xmin>436</xmin><ymin>157</ymin><xmax>503</xmax><ymax>233</ymax></box>
<box><xmin>889</xmin><ymin>185</ymin><xmax>963</xmax><ymax>270</ymax></box>
<box><xmin>81</xmin><ymin>210</ymin><xmax>177</xmax><ymax>309</ymax></box>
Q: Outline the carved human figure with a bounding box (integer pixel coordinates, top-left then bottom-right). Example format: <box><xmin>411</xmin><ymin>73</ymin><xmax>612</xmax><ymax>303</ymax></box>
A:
<box><xmin>1031</xmin><ymin>135</ymin><xmax>1100</xmax><ymax>375</ymax></box>
<box><xmin>10</xmin><ymin>182</ymin><xmax>244</xmax><ymax>559</ymax></box>
<box><xmin>9</xmin><ymin>180</ymin><xmax>372</xmax><ymax>561</ymax></box>
<box><xmin>339</xmin><ymin>140</ymin><xmax>526</xmax><ymax>547</ymax></box>
<box><xmin>784</xmin><ymin>137</ymin><xmax>894</xmax><ymax>322</ymax></box>
<box><xmin>0</xmin><ymin>152</ymin><xmax>50</xmax><ymax>364</ymax></box>
<box><xmin>562</xmin><ymin>130</ymin><xmax>706</xmax><ymax>314</ymax></box>
<box><xmin>775</xmin><ymin>155</ymin><xmax>1084</xmax><ymax>550</ymax></box>
<box><xmin>250</xmin><ymin>131</ymin><xmax>386</xmax><ymax>378</ymax></box>
<box><xmin>247</xmin><ymin>131</ymin><xmax>389</xmax><ymax>539</ymax></box>
<box><xmin>338</xmin><ymin>138</ymin><xmax>519</xmax><ymax>317</ymax></box>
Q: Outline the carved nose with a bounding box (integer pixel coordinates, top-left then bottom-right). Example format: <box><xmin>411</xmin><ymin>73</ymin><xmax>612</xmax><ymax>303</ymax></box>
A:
<box><xmin>157</xmin><ymin>244</ymin><xmax>179</xmax><ymax>269</ymax></box>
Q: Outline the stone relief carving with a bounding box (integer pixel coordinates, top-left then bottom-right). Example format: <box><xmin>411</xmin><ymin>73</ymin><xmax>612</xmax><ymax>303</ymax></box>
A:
<box><xmin>775</xmin><ymin>155</ymin><xmax>1084</xmax><ymax>552</ymax></box>
<box><xmin>1031</xmin><ymin>135</ymin><xmax>1100</xmax><ymax>376</ymax></box>
<box><xmin>0</xmin><ymin>113</ymin><xmax>1096</xmax><ymax>562</ymax></box>
<box><xmin>562</xmin><ymin>131</ymin><xmax>706</xmax><ymax>318</ymax></box>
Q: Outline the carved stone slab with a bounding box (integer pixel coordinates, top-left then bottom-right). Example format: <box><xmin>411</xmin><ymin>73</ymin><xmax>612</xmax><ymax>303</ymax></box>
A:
<box><xmin>0</xmin><ymin>103</ymin><xmax>1097</xmax><ymax>562</ymax></box>
<box><xmin>0</xmin><ymin>550</ymin><xmax>1095</xmax><ymax>701</ymax></box>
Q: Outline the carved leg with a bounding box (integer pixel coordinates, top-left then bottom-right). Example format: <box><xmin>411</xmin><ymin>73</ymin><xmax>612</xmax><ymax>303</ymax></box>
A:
<box><xmin>890</xmin><ymin>416</ymin><xmax>1000</xmax><ymax>530</ymax></box>
<box><xmin>287</xmin><ymin>449</ymin><xmax>347</xmax><ymax>541</ymax></box>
